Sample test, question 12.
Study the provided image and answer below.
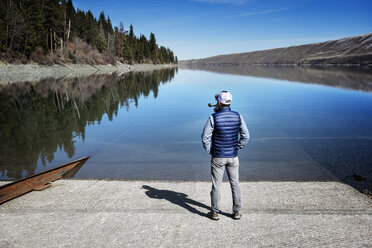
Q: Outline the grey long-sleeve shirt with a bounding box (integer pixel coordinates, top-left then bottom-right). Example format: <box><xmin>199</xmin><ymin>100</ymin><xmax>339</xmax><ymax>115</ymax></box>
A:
<box><xmin>201</xmin><ymin>114</ymin><xmax>250</xmax><ymax>154</ymax></box>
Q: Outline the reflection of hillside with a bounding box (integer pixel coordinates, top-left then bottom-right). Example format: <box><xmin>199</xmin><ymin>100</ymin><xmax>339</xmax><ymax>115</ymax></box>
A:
<box><xmin>181</xmin><ymin>64</ymin><xmax>372</xmax><ymax>92</ymax></box>
<box><xmin>0</xmin><ymin>68</ymin><xmax>176</xmax><ymax>179</ymax></box>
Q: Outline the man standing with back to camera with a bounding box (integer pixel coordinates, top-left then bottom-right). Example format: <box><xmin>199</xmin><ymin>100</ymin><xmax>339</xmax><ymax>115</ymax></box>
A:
<box><xmin>201</xmin><ymin>91</ymin><xmax>250</xmax><ymax>221</ymax></box>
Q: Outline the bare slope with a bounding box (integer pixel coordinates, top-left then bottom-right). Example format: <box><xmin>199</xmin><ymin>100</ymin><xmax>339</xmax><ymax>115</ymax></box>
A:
<box><xmin>182</xmin><ymin>33</ymin><xmax>372</xmax><ymax>66</ymax></box>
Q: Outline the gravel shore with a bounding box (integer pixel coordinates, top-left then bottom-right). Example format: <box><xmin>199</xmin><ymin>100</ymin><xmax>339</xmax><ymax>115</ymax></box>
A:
<box><xmin>0</xmin><ymin>62</ymin><xmax>177</xmax><ymax>84</ymax></box>
<box><xmin>1</xmin><ymin>180</ymin><xmax>371</xmax><ymax>247</ymax></box>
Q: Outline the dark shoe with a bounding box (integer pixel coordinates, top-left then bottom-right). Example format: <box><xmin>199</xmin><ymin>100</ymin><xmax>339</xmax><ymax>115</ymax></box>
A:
<box><xmin>233</xmin><ymin>212</ymin><xmax>242</xmax><ymax>220</ymax></box>
<box><xmin>208</xmin><ymin>211</ymin><xmax>219</xmax><ymax>221</ymax></box>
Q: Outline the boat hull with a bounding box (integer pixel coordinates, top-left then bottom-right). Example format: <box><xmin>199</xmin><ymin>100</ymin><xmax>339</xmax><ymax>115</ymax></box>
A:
<box><xmin>0</xmin><ymin>157</ymin><xmax>89</xmax><ymax>204</ymax></box>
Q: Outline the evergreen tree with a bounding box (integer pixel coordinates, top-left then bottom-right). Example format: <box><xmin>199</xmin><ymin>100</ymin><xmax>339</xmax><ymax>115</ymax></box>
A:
<box><xmin>149</xmin><ymin>32</ymin><xmax>157</xmax><ymax>63</ymax></box>
<box><xmin>140</xmin><ymin>34</ymin><xmax>150</xmax><ymax>58</ymax></box>
<box><xmin>84</xmin><ymin>11</ymin><xmax>98</xmax><ymax>46</ymax></box>
<box><xmin>129</xmin><ymin>24</ymin><xmax>134</xmax><ymax>40</ymax></box>
<box><xmin>123</xmin><ymin>40</ymin><xmax>133</xmax><ymax>63</ymax></box>
<box><xmin>0</xmin><ymin>0</ymin><xmax>7</xmax><ymax>51</ymax></box>
<box><xmin>23</xmin><ymin>0</ymin><xmax>44</xmax><ymax>55</ymax></box>
<box><xmin>0</xmin><ymin>0</ymin><xmax>176</xmax><ymax>64</ymax></box>
<box><xmin>5</xmin><ymin>0</ymin><xmax>25</xmax><ymax>52</ymax></box>
<box><xmin>66</xmin><ymin>0</ymin><xmax>76</xmax><ymax>41</ymax></box>
<box><xmin>117</xmin><ymin>22</ymin><xmax>126</xmax><ymax>59</ymax></box>
<box><xmin>107</xmin><ymin>16</ymin><xmax>113</xmax><ymax>34</ymax></box>
<box><xmin>136</xmin><ymin>41</ymin><xmax>144</xmax><ymax>62</ymax></box>
<box><xmin>149</xmin><ymin>32</ymin><xmax>156</xmax><ymax>54</ymax></box>
<box><xmin>43</xmin><ymin>0</ymin><xmax>63</xmax><ymax>54</ymax></box>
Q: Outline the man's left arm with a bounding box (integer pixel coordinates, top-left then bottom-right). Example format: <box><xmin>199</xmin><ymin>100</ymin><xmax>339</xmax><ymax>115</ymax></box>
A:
<box><xmin>201</xmin><ymin>116</ymin><xmax>214</xmax><ymax>154</ymax></box>
<box><xmin>238</xmin><ymin>114</ymin><xmax>250</xmax><ymax>150</ymax></box>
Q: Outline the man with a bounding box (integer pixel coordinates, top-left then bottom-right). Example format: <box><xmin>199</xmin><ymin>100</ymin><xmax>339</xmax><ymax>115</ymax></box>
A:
<box><xmin>201</xmin><ymin>91</ymin><xmax>250</xmax><ymax>221</ymax></box>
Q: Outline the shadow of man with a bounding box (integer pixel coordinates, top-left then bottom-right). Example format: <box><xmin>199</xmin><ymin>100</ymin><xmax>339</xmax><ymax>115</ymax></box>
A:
<box><xmin>142</xmin><ymin>185</ymin><xmax>229</xmax><ymax>218</ymax></box>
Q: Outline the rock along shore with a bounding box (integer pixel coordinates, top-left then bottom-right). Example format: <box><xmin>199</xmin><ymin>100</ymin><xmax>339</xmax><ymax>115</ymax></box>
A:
<box><xmin>0</xmin><ymin>62</ymin><xmax>177</xmax><ymax>84</ymax></box>
<box><xmin>1</xmin><ymin>180</ymin><xmax>371</xmax><ymax>247</ymax></box>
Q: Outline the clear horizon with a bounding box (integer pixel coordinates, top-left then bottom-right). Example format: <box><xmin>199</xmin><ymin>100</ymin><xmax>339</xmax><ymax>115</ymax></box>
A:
<box><xmin>73</xmin><ymin>0</ymin><xmax>372</xmax><ymax>60</ymax></box>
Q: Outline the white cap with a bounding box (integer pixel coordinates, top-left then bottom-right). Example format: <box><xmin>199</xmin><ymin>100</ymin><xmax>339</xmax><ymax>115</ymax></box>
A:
<box><xmin>217</xmin><ymin>91</ymin><xmax>232</xmax><ymax>105</ymax></box>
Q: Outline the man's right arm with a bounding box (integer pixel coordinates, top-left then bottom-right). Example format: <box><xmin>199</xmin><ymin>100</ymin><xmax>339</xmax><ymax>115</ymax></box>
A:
<box><xmin>201</xmin><ymin>116</ymin><xmax>214</xmax><ymax>154</ymax></box>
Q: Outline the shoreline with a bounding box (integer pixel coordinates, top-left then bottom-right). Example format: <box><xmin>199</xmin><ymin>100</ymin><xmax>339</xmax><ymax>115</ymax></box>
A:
<box><xmin>0</xmin><ymin>62</ymin><xmax>177</xmax><ymax>84</ymax></box>
<box><xmin>179</xmin><ymin>61</ymin><xmax>372</xmax><ymax>67</ymax></box>
<box><xmin>1</xmin><ymin>179</ymin><xmax>371</xmax><ymax>247</ymax></box>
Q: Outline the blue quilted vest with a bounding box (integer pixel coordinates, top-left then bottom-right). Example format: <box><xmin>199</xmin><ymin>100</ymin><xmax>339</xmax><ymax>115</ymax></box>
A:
<box><xmin>211</xmin><ymin>106</ymin><xmax>241</xmax><ymax>158</ymax></box>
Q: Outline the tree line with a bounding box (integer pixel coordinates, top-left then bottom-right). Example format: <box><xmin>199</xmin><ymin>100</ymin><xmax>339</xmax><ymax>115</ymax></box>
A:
<box><xmin>0</xmin><ymin>0</ymin><xmax>178</xmax><ymax>64</ymax></box>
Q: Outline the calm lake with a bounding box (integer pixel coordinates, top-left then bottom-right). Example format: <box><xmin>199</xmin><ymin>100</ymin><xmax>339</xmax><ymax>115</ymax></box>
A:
<box><xmin>1</xmin><ymin>66</ymin><xmax>372</xmax><ymax>193</ymax></box>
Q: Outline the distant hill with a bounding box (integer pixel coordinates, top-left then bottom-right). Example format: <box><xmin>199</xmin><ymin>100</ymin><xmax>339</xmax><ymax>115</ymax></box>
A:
<box><xmin>181</xmin><ymin>33</ymin><xmax>372</xmax><ymax>66</ymax></box>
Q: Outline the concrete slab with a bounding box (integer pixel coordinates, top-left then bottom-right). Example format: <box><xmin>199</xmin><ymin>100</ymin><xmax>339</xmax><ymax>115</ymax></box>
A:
<box><xmin>1</xmin><ymin>180</ymin><xmax>371</xmax><ymax>247</ymax></box>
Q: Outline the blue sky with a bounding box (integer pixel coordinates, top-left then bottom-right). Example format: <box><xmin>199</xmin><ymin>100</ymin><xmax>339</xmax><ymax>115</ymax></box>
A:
<box><xmin>73</xmin><ymin>0</ymin><xmax>372</xmax><ymax>60</ymax></box>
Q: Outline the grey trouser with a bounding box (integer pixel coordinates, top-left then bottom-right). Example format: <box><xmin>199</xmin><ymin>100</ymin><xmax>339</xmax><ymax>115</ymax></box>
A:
<box><xmin>210</xmin><ymin>156</ymin><xmax>241</xmax><ymax>213</ymax></box>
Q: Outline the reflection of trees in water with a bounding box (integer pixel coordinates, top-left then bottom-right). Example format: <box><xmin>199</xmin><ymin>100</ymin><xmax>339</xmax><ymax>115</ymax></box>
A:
<box><xmin>0</xmin><ymin>68</ymin><xmax>176</xmax><ymax>179</ymax></box>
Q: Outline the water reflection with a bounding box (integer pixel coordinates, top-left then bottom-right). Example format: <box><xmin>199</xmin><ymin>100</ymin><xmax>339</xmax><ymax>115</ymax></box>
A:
<box><xmin>0</xmin><ymin>68</ymin><xmax>177</xmax><ymax>179</ymax></box>
<box><xmin>180</xmin><ymin>64</ymin><xmax>372</xmax><ymax>92</ymax></box>
<box><xmin>1</xmin><ymin>66</ymin><xmax>372</xmax><ymax>195</ymax></box>
<box><xmin>179</xmin><ymin>65</ymin><xmax>372</xmax><ymax>194</ymax></box>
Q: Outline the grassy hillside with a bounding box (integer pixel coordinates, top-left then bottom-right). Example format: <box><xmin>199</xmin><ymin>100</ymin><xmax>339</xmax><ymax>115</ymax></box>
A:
<box><xmin>181</xmin><ymin>33</ymin><xmax>372</xmax><ymax>66</ymax></box>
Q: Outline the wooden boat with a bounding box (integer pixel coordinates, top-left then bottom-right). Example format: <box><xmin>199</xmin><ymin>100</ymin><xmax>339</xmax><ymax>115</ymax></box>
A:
<box><xmin>0</xmin><ymin>156</ymin><xmax>89</xmax><ymax>204</ymax></box>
